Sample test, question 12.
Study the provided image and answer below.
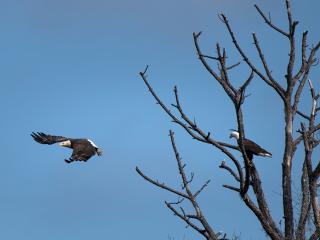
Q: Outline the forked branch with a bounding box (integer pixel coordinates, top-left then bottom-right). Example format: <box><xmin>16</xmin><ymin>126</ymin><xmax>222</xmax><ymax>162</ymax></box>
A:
<box><xmin>136</xmin><ymin>130</ymin><xmax>217</xmax><ymax>240</ymax></box>
<box><xmin>139</xmin><ymin>68</ymin><xmax>244</xmax><ymax>188</ymax></box>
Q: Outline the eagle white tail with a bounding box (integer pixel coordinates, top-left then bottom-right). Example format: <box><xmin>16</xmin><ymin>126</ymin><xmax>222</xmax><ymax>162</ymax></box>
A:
<box><xmin>96</xmin><ymin>148</ymin><xmax>103</xmax><ymax>156</ymax></box>
<box><xmin>258</xmin><ymin>152</ymin><xmax>272</xmax><ymax>157</ymax></box>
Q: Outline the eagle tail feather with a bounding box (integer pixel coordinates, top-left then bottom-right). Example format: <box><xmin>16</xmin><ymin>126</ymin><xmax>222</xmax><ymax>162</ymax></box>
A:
<box><xmin>259</xmin><ymin>152</ymin><xmax>272</xmax><ymax>157</ymax></box>
<box><xmin>96</xmin><ymin>148</ymin><xmax>103</xmax><ymax>156</ymax></box>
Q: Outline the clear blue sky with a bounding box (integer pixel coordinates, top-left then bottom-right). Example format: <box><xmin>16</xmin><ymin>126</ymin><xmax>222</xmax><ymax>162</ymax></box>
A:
<box><xmin>0</xmin><ymin>0</ymin><xmax>319</xmax><ymax>239</ymax></box>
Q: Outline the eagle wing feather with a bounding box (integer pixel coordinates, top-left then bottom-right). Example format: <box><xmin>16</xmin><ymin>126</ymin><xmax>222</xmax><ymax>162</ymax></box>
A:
<box><xmin>244</xmin><ymin>139</ymin><xmax>272</xmax><ymax>157</ymax></box>
<box><xmin>31</xmin><ymin>132</ymin><xmax>70</xmax><ymax>145</ymax></box>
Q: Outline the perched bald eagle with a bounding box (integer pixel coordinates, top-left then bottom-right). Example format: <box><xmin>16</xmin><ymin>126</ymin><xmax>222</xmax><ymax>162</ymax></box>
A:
<box><xmin>31</xmin><ymin>132</ymin><xmax>103</xmax><ymax>163</ymax></box>
<box><xmin>229</xmin><ymin>130</ymin><xmax>272</xmax><ymax>160</ymax></box>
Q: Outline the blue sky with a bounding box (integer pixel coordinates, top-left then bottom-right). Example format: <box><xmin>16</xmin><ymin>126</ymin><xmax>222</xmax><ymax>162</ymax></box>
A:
<box><xmin>0</xmin><ymin>0</ymin><xmax>319</xmax><ymax>239</ymax></box>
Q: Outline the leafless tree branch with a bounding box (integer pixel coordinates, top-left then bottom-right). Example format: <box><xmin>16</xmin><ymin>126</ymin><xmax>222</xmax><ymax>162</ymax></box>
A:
<box><xmin>165</xmin><ymin>201</ymin><xmax>208</xmax><ymax>238</ymax></box>
<box><xmin>219</xmin><ymin>13</ymin><xmax>286</xmax><ymax>101</ymax></box>
<box><xmin>137</xmin><ymin>131</ymin><xmax>219</xmax><ymax>240</ymax></box>
<box><xmin>222</xmin><ymin>185</ymin><xmax>239</xmax><ymax>192</ymax></box>
<box><xmin>297</xmin><ymin>110</ymin><xmax>311</xmax><ymax>121</ymax></box>
<box><xmin>136</xmin><ymin>167</ymin><xmax>190</xmax><ymax>200</ymax></box>
<box><xmin>254</xmin><ymin>4</ymin><xmax>289</xmax><ymax>37</ymax></box>
<box><xmin>219</xmin><ymin>161</ymin><xmax>240</xmax><ymax>182</ymax></box>
<box><xmin>194</xmin><ymin>180</ymin><xmax>211</xmax><ymax>198</ymax></box>
<box><xmin>139</xmin><ymin>72</ymin><xmax>246</xmax><ymax>186</ymax></box>
<box><xmin>293</xmin><ymin>31</ymin><xmax>308</xmax><ymax>82</ymax></box>
<box><xmin>301</xmin><ymin>123</ymin><xmax>320</xmax><ymax>232</ymax></box>
<box><xmin>295</xmin><ymin>163</ymin><xmax>311</xmax><ymax>240</ymax></box>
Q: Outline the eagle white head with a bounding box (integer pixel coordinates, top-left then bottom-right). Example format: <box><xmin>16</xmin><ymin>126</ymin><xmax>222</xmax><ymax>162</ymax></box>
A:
<box><xmin>229</xmin><ymin>130</ymin><xmax>239</xmax><ymax>140</ymax></box>
<box><xmin>59</xmin><ymin>140</ymin><xmax>72</xmax><ymax>148</ymax></box>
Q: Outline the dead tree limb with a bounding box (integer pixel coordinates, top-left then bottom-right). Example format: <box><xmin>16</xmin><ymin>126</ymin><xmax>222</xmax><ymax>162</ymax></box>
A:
<box><xmin>136</xmin><ymin>131</ymin><xmax>218</xmax><ymax>240</ymax></box>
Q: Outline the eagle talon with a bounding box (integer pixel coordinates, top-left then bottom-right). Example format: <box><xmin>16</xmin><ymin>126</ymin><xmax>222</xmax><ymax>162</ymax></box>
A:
<box><xmin>65</xmin><ymin>158</ymin><xmax>74</xmax><ymax>164</ymax></box>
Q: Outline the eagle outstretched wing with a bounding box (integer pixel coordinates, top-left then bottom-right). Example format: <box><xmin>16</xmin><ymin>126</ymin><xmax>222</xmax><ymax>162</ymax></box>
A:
<box><xmin>31</xmin><ymin>132</ymin><xmax>70</xmax><ymax>145</ymax></box>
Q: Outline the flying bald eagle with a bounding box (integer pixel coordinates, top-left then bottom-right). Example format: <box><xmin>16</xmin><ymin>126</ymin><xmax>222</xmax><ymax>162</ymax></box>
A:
<box><xmin>31</xmin><ymin>132</ymin><xmax>103</xmax><ymax>163</ymax></box>
<box><xmin>229</xmin><ymin>130</ymin><xmax>272</xmax><ymax>160</ymax></box>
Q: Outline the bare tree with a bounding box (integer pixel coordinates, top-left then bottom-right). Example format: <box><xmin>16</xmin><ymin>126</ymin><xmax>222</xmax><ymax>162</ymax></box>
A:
<box><xmin>136</xmin><ymin>1</ymin><xmax>320</xmax><ymax>239</ymax></box>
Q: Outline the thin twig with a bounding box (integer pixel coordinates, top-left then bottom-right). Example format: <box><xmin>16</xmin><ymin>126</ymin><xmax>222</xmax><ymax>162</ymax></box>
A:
<box><xmin>219</xmin><ymin>14</ymin><xmax>285</xmax><ymax>100</ymax></box>
<box><xmin>136</xmin><ymin>167</ymin><xmax>190</xmax><ymax>199</ymax></box>
<box><xmin>219</xmin><ymin>161</ymin><xmax>240</xmax><ymax>182</ymax></box>
<box><xmin>254</xmin><ymin>4</ymin><xmax>288</xmax><ymax>37</ymax></box>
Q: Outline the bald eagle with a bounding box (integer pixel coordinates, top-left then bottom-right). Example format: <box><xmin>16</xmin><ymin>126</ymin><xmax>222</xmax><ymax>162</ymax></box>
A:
<box><xmin>229</xmin><ymin>130</ymin><xmax>272</xmax><ymax>160</ymax></box>
<box><xmin>31</xmin><ymin>132</ymin><xmax>103</xmax><ymax>163</ymax></box>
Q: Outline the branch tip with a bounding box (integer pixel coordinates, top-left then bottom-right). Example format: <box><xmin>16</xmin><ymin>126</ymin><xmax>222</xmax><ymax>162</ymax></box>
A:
<box><xmin>140</xmin><ymin>65</ymin><xmax>149</xmax><ymax>76</ymax></box>
<box><xmin>193</xmin><ymin>31</ymin><xmax>202</xmax><ymax>39</ymax></box>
